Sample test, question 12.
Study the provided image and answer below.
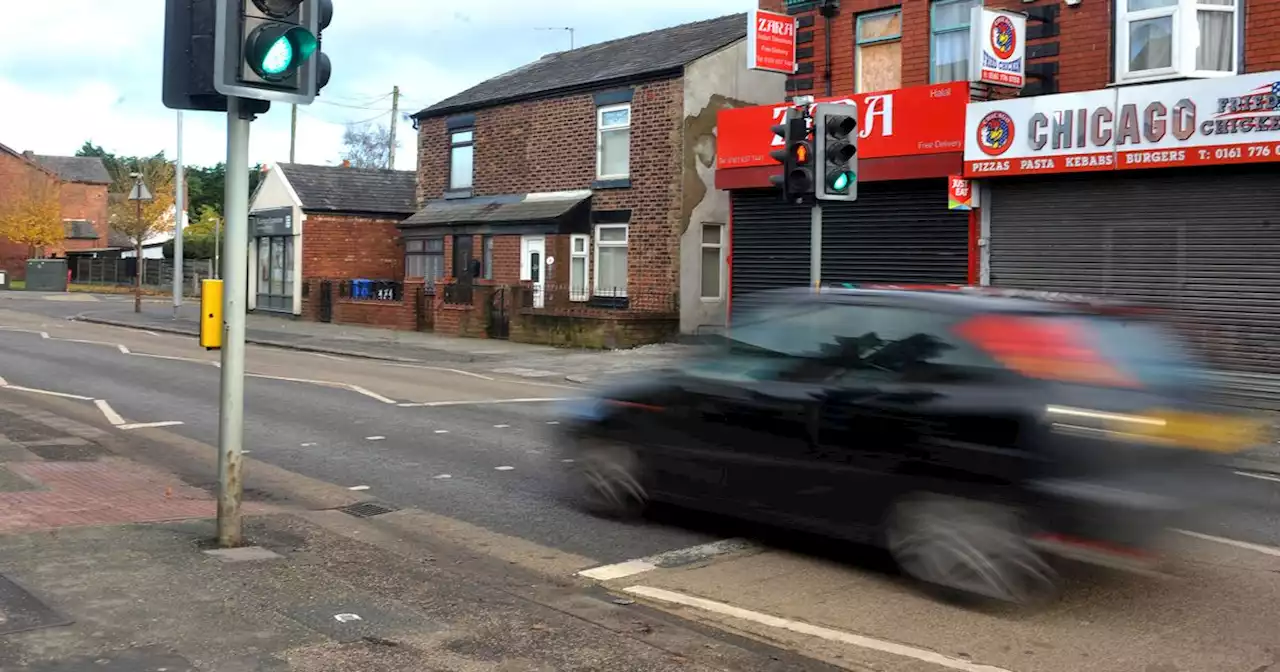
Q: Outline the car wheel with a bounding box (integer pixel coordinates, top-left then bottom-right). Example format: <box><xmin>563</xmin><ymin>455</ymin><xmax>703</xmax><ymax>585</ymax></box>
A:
<box><xmin>885</xmin><ymin>494</ymin><xmax>1059</xmax><ymax>607</ymax></box>
<box><xmin>572</xmin><ymin>442</ymin><xmax>648</xmax><ymax>519</ymax></box>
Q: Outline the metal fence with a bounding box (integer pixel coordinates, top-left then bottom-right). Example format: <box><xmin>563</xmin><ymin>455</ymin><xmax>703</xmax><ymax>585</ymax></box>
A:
<box><xmin>72</xmin><ymin>257</ymin><xmax>214</xmax><ymax>294</ymax></box>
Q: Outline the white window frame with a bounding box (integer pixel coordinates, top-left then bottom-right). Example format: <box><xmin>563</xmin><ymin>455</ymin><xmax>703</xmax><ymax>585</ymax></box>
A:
<box><xmin>569</xmin><ymin>234</ymin><xmax>590</xmax><ymax>302</ymax></box>
<box><xmin>596</xmin><ymin>103</ymin><xmax>631</xmax><ymax>180</ymax></box>
<box><xmin>929</xmin><ymin>0</ymin><xmax>980</xmax><ymax>84</ymax></box>
<box><xmin>593</xmin><ymin>224</ymin><xmax>628</xmax><ymax>297</ymax></box>
<box><xmin>699</xmin><ymin>223</ymin><xmax>724</xmax><ymax>301</ymax></box>
<box><xmin>1115</xmin><ymin>0</ymin><xmax>1239</xmax><ymax>84</ymax></box>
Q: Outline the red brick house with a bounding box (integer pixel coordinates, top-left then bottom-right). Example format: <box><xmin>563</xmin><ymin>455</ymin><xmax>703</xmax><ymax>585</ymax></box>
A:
<box><xmin>407</xmin><ymin>13</ymin><xmax>783</xmax><ymax>348</ymax></box>
<box><xmin>247</xmin><ymin>162</ymin><xmax>417</xmax><ymax>327</ymax></box>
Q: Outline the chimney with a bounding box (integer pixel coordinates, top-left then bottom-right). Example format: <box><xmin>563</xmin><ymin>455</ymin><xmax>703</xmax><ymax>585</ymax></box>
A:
<box><xmin>342</xmin><ymin>159</ymin><xmax>351</xmax><ymax>168</ymax></box>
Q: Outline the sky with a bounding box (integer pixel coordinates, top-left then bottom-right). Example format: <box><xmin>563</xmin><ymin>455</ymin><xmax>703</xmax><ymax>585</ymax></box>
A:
<box><xmin>0</xmin><ymin>1</ymin><xmax>748</xmax><ymax>173</ymax></box>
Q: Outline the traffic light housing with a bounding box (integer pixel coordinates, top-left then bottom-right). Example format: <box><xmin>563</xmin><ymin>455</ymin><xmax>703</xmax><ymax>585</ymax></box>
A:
<box><xmin>814</xmin><ymin>102</ymin><xmax>859</xmax><ymax>201</ymax></box>
<box><xmin>163</xmin><ymin>0</ymin><xmax>270</xmax><ymax>113</ymax></box>
<box><xmin>214</xmin><ymin>0</ymin><xmax>333</xmax><ymax>104</ymax></box>
<box><xmin>768</xmin><ymin>107</ymin><xmax>815</xmax><ymax>203</ymax></box>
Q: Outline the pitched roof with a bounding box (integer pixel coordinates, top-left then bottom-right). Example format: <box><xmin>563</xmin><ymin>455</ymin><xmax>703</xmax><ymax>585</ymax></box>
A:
<box><xmin>415</xmin><ymin>13</ymin><xmax>747</xmax><ymax>118</ymax></box>
<box><xmin>276</xmin><ymin>163</ymin><xmax>417</xmax><ymax>215</ymax></box>
<box><xmin>400</xmin><ymin>191</ymin><xmax>592</xmax><ymax>229</ymax></box>
<box><xmin>30</xmin><ymin>154</ymin><xmax>112</xmax><ymax>184</ymax></box>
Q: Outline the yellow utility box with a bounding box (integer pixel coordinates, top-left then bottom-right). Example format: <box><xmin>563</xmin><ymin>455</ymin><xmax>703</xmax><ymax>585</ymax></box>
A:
<box><xmin>200</xmin><ymin>279</ymin><xmax>223</xmax><ymax>350</ymax></box>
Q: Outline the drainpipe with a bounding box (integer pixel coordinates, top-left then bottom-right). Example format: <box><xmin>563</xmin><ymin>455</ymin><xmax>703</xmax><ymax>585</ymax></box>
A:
<box><xmin>819</xmin><ymin>0</ymin><xmax>841</xmax><ymax>97</ymax></box>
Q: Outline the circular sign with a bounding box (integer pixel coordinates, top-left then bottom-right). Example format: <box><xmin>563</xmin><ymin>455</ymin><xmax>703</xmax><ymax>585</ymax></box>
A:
<box><xmin>990</xmin><ymin>15</ymin><xmax>1017</xmax><ymax>61</ymax></box>
<box><xmin>545</xmin><ymin>256</ymin><xmax>555</xmax><ymax>266</ymax></box>
<box><xmin>976</xmin><ymin>111</ymin><xmax>1015</xmax><ymax>157</ymax></box>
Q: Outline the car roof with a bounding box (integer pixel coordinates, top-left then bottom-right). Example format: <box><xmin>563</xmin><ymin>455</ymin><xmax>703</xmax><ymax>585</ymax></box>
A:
<box><xmin>743</xmin><ymin>285</ymin><xmax>1136</xmax><ymax>316</ymax></box>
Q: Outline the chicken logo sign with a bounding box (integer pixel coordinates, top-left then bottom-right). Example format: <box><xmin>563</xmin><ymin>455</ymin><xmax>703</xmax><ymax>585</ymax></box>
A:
<box><xmin>990</xmin><ymin>16</ymin><xmax>1016</xmax><ymax>60</ymax></box>
<box><xmin>977</xmin><ymin>111</ymin><xmax>1014</xmax><ymax>156</ymax></box>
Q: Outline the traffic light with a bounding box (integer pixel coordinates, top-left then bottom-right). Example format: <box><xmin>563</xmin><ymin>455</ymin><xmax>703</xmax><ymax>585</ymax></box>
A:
<box><xmin>214</xmin><ymin>0</ymin><xmax>333</xmax><ymax>104</ymax></box>
<box><xmin>768</xmin><ymin>107</ymin><xmax>815</xmax><ymax>202</ymax></box>
<box><xmin>163</xmin><ymin>0</ymin><xmax>270</xmax><ymax>113</ymax></box>
<box><xmin>814</xmin><ymin>102</ymin><xmax>858</xmax><ymax>201</ymax></box>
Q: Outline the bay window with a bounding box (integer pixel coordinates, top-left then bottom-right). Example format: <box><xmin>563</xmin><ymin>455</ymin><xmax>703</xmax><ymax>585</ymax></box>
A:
<box><xmin>1117</xmin><ymin>0</ymin><xmax>1238</xmax><ymax>83</ymax></box>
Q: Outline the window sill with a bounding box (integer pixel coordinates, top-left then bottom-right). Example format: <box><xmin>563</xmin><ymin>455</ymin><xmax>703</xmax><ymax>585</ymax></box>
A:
<box><xmin>1108</xmin><ymin>69</ymin><xmax>1238</xmax><ymax>87</ymax></box>
<box><xmin>591</xmin><ymin>178</ymin><xmax>631</xmax><ymax>190</ymax></box>
<box><xmin>444</xmin><ymin>188</ymin><xmax>473</xmax><ymax>200</ymax></box>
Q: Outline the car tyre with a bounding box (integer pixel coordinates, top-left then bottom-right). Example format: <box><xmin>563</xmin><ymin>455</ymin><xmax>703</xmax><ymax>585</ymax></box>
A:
<box><xmin>885</xmin><ymin>494</ymin><xmax>1060</xmax><ymax>608</ymax></box>
<box><xmin>572</xmin><ymin>442</ymin><xmax>648</xmax><ymax>519</ymax></box>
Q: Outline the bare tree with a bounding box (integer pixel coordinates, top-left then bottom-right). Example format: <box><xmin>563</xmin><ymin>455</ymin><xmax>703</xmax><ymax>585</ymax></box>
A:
<box><xmin>340</xmin><ymin>123</ymin><xmax>397</xmax><ymax>169</ymax></box>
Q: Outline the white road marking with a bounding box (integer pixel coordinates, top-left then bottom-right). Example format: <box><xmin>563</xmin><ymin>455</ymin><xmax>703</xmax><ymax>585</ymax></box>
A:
<box><xmin>434</xmin><ymin>474</ymin><xmax>452</xmax><ymax>479</ymax></box>
<box><xmin>493</xmin><ymin>424</ymin><xmax>510</xmax><ymax>428</ymax></box>
<box><xmin>577</xmin><ymin>539</ymin><xmax>756</xmax><ymax>581</ymax></box>
<box><xmin>0</xmin><ymin>376</ymin><xmax>7</xmax><ymax>386</ymax></box>
<box><xmin>561</xmin><ymin>459</ymin><xmax>575</xmax><ymax>463</ymax></box>
<box><xmin>118</xmin><ymin>421</ymin><xmax>184</xmax><ymax>430</ymax></box>
<box><xmin>93</xmin><ymin>399</ymin><xmax>126</xmax><ymax>426</ymax></box>
<box><xmin>494</xmin><ymin>466</ymin><xmax>514</xmax><ymax>471</ymax></box>
<box><xmin>346</xmin><ymin>385</ymin><xmax>396</xmax><ymax>404</ymax></box>
<box><xmin>1234</xmin><ymin>470</ymin><xmax>1280</xmax><ymax>484</ymax></box>
<box><xmin>492</xmin><ymin>367</ymin><xmax>560</xmax><ymax>378</ymax></box>
<box><xmin>434</xmin><ymin>429</ymin><xmax>449</xmax><ymax>434</ymax></box>
<box><xmin>622</xmin><ymin>586</ymin><xmax>1014</xmax><ymax>672</ymax></box>
<box><xmin>0</xmin><ymin>326</ymin><xmax>46</xmax><ymax>335</ymax></box>
<box><xmin>61</xmin><ymin>338</ymin><xmax>118</xmax><ymax>348</ymax></box>
<box><xmin>2</xmin><ymin>384</ymin><xmax>94</xmax><ymax>401</ymax></box>
<box><xmin>39</xmin><ymin>331</ymin><xmax>49</xmax><ymax>339</ymax></box>
<box><xmin>1176</xmin><ymin>529</ymin><xmax>1280</xmax><ymax>557</ymax></box>
<box><xmin>131</xmin><ymin>352</ymin><xmax>208</xmax><ymax>364</ymax></box>
<box><xmin>313</xmin><ymin>353</ymin><xmax>346</xmax><ymax>361</ymax></box>
<box><xmin>546</xmin><ymin>420</ymin><xmax>560</xmax><ymax>425</ymax></box>
<box><xmin>397</xmin><ymin>397</ymin><xmax>577</xmax><ymax>408</ymax></box>
<box><xmin>117</xmin><ymin>344</ymin><xmax>130</xmax><ymax>354</ymax></box>
<box><xmin>384</xmin><ymin>362</ymin><xmax>494</xmax><ymax>380</ymax></box>
<box><xmin>365</xmin><ymin>436</ymin><xmax>386</xmax><ymax>441</ymax></box>
<box><xmin>348</xmin><ymin>485</ymin><xmax>370</xmax><ymax>491</ymax></box>
<box><xmin>300</xmin><ymin>442</ymin><xmax>317</xmax><ymax>447</ymax></box>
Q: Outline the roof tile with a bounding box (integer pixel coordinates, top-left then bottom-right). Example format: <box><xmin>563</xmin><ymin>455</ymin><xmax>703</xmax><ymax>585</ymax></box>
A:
<box><xmin>277</xmin><ymin>163</ymin><xmax>417</xmax><ymax>215</ymax></box>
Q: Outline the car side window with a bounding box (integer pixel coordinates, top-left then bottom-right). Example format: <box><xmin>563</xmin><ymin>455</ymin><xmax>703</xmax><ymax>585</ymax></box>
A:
<box><xmin>822</xmin><ymin>305</ymin><xmax>996</xmax><ymax>385</ymax></box>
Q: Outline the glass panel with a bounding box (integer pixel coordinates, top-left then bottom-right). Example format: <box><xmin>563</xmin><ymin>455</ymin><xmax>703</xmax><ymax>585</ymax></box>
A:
<box><xmin>700</xmin><ymin>247</ymin><xmax>720</xmax><ymax>299</ymax></box>
<box><xmin>283</xmin><ymin>236</ymin><xmax>294</xmax><ymax>297</ymax></box>
<box><xmin>1199</xmin><ymin>0</ymin><xmax>1233</xmax><ymax>4</ymax></box>
<box><xmin>1128</xmin><ymin>0</ymin><xmax>1176</xmax><ymax>10</ymax></box>
<box><xmin>406</xmin><ymin>254</ymin><xmax>426</xmax><ymax>278</ymax></box>
<box><xmin>1130</xmin><ymin>16</ymin><xmax>1174</xmax><ymax>71</ymax></box>
<box><xmin>931</xmin><ymin>29</ymin><xmax>970</xmax><ymax>82</ymax></box>
<box><xmin>451</xmin><ymin>130</ymin><xmax>473</xmax><ymax>144</ymax></box>
<box><xmin>270</xmin><ymin>237</ymin><xmax>284</xmax><ymax>296</ymax></box>
<box><xmin>599</xmin><ymin>128</ymin><xmax>630</xmax><ymax>176</ymax></box>
<box><xmin>598</xmin><ymin>226</ymin><xmax>626</xmax><ymax>243</ymax></box>
<box><xmin>932</xmin><ymin>0</ymin><xmax>976</xmax><ymax>30</ymax></box>
<box><xmin>449</xmin><ymin>145</ymin><xmax>474</xmax><ymax>190</ymax></box>
<box><xmin>857</xmin><ymin>41</ymin><xmax>903</xmax><ymax>93</ymax></box>
<box><xmin>570</xmin><ymin>257</ymin><xmax>587</xmax><ymax>297</ymax></box>
<box><xmin>424</xmin><ymin>237</ymin><xmax>444</xmax><ymax>252</ymax></box>
<box><xmin>258</xmin><ymin>238</ymin><xmax>270</xmax><ymax>284</ymax></box>
<box><xmin>406</xmin><ymin>239</ymin><xmax>424</xmax><ymax>252</ymax></box>
<box><xmin>1196</xmin><ymin>10</ymin><xmax>1234</xmax><ymax>70</ymax></box>
<box><xmin>482</xmin><ymin>236</ymin><xmax>494</xmax><ymax>280</ymax></box>
<box><xmin>858</xmin><ymin>11</ymin><xmax>902</xmax><ymax>42</ymax></box>
<box><xmin>596</xmin><ymin>246</ymin><xmax>627</xmax><ymax>295</ymax></box>
<box><xmin>600</xmin><ymin>107</ymin><xmax>630</xmax><ymax>127</ymax></box>
<box><xmin>572</xmin><ymin>236</ymin><xmax>587</xmax><ymax>254</ymax></box>
<box><xmin>529</xmin><ymin>252</ymin><xmax>541</xmax><ymax>283</ymax></box>
<box><xmin>701</xmin><ymin>224</ymin><xmax>721</xmax><ymax>246</ymax></box>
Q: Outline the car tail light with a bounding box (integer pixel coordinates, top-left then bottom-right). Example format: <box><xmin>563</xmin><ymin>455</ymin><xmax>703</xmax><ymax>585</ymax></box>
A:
<box><xmin>953</xmin><ymin>314</ymin><xmax>1138</xmax><ymax>387</ymax></box>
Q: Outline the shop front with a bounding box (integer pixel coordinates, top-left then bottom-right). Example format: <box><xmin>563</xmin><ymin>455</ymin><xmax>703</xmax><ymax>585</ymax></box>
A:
<box><xmin>248</xmin><ymin>206</ymin><xmax>302</xmax><ymax>315</ymax></box>
<box><xmin>715</xmin><ymin>82</ymin><xmax>975</xmax><ymax>316</ymax></box>
<box><xmin>964</xmin><ymin>70</ymin><xmax>1280</xmax><ymax>409</ymax></box>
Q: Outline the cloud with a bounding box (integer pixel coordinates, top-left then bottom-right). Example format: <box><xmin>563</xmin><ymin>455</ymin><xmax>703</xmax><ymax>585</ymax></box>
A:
<box><xmin>0</xmin><ymin>0</ymin><xmax>746</xmax><ymax>171</ymax></box>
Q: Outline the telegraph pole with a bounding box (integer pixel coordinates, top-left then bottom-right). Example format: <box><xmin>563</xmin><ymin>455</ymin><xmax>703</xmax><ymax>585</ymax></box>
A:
<box><xmin>289</xmin><ymin>104</ymin><xmax>297</xmax><ymax>163</ymax></box>
<box><xmin>173</xmin><ymin>110</ymin><xmax>185</xmax><ymax>316</ymax></box>
<box><xmin>387</xmin><ymin>85</ymin><xmax>399</xmax><ymax>169</ymax></box>
<box><xmin>217</xmin><ymin>96</ymin><xmax>252</xmax><ymax>548</ymax></box>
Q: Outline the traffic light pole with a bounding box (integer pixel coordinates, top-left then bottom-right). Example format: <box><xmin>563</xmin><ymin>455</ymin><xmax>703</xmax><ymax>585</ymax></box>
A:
<box><xmin>810</xmin><ymin>204</ymin><xmax>823</xmax><ymax>290</ymax></box>
<box><xmin>217</xmin><ymin>95</ymin><xmax>252</xmax><ymax>548</ymax></box>
<box><xmin>173</xmin><ymin>110</ymin><xmax>184</xmax><ymax>316</ymax></box>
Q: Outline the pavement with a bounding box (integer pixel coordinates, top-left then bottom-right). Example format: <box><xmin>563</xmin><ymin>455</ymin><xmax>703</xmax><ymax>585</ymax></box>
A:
<box><xmin>3</xmin><ymin>290</ymin><xmax>1280</xmax><ymax>671</ymax></box>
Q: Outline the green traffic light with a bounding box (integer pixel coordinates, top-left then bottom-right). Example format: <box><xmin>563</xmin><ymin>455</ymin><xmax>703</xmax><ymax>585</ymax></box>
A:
<box><xmin>831</xmin><ymin>171</ymin><xmax>852</xmax><ymax>191</ymax></box>
<box><xmin>247</xmin><ymin>24</ymin><xmax>317</xmax><ymax>80</ymax></box>
<box><xmin>260</xmin><ymin>36</ymin><xmax>294</xmax><ymax>75</ymax></box>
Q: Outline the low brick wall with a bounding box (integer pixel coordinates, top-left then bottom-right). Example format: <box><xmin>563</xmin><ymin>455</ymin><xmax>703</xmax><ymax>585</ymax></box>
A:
<box><xmin>506</xmin><ymin>284</ymin><xmax>678</xmax><ymax>349</ymax></box>
<box><xmin>298</xmin><ymin>278</ymin><xmax>424</xmax><ymax>331</ymax></box>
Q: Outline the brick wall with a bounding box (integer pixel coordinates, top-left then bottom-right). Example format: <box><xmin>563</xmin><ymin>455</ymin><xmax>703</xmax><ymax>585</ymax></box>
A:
<box><xmin>764</xmin><ymin>0</ymin><xmax>1280</xmax><ymax>100</ymax></box>
<box><xmin>301</xmin><ymin>212</ymin><xmax>406</xmax><ymax>282</ymax></box>
<box><xmin>415</xmin><ymin>77</ymin><xmax>686</xmax><ymax>306</ymax></box>
<box><xmin>0</xmin><ymin>151</ymin><xmax>61</xmax><ymax>279</ymax></box>
<box><xmin>58</xmin><ymin>182</ymin><xmax>110</xmax><ymax>249</ymax></box>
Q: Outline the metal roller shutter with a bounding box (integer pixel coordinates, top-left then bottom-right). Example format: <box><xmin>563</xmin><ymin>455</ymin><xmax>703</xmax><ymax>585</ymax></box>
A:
<box><xmin>988</xmin><ymin>165</ymin><xmax>1280</xmax><ymax>410</ymax></box>
<box><xmin>821</xmin><ymin>180</ymin><xmax>970</xmax><ymax>286</ymax></box>
<box><xmin>729</xmin><ymin>189</ymin><xmax>811</xmax><ymax>315</ymax></box>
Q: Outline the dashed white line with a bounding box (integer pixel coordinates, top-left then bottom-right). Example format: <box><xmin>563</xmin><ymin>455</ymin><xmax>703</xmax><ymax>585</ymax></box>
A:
<box><xmin>398</xmin><ymin>397</ymin><xmax>577</xmax><ymax>408</ymax></box>
<box><xmin>1234</xmin><ymin>470</ymin><xmax>1280</xmax><ymax>484</ymax></box>
<box><xmin>493</xmin><ymin>424</ymin><xmax>510</xmax><ymax>428</ymax></box>
<box><xmin>561</xmin><ymin>459</ymin><xmax>575</xmax><ymax>463</ymax></box>
<box><xmin>365</xmin><ymin>436</ymin><xmax>386</xmax><ymax>441</ymax></box>
<box><xmin>621</xmin><ymin>586</ymin><xmax>1014</xmax><ymax>672</ymax></box>
<box><xmin>494</xmin><ymin>466</ymin><xmax>514</xmax><ymax>471</ymax></box>
<box><xmin>300</xmin><ymin>442</ymin><xmax>317</xmax><ymax>447</ymax></box>
<box><xmin>1176</xmin><ymin>529</ymin><xmax>1280</xmax><ymax>557</ymax></box>
<box><xmin>434</xmin><ymin>429</ymin><xmax>449</xmax><ymax>434</ymax></box>
<box><xmin>93</xmin><ymin>399</ymin><xmax>126</xmax><ymax>426</ymax></box>
<box><xmin>348</xmin><ymin>485</ymin><xmax>370</xmax><ymax>491</ymax></box>
<box><xmin>118</xmin><ymin>421</ymin><xmax>184</xmax><ymax>430</ymax></box>
<box><xmin>546</xmin><ymin>420</ymin><xmax>560</xmax><ymax>425</ymax></box>
<box><xmin>434</xmin><ymin>474</ymin><xmax>452</xmax><ymax>479</ymax></box>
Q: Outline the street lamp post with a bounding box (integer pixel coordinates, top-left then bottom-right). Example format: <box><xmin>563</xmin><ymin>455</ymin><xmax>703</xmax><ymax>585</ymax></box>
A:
<box><xmin>127</xmin><ymin>173</ymin><xmax>153</xmax><ymax>314</ymax></box>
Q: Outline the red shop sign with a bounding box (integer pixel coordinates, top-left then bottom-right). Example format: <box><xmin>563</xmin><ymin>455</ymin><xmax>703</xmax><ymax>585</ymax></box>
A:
<box><xmin>716</xmin><ymin>82</ymin><xmax>970</xmax><ymax>170</ymax></box>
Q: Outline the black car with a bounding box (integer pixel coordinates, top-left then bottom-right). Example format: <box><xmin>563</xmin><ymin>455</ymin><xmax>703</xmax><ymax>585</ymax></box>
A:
<box><xmin>556</xmin><ymin>286</ymin><xmax>1266</xmax><ymax>604</ymax></box>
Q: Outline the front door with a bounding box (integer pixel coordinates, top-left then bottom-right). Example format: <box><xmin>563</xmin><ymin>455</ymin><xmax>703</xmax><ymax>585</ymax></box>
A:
<box><xmin>520</xmin><ymin>235</ymin><xmax>545</xmax><ymax>308</ymax></box>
